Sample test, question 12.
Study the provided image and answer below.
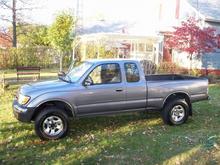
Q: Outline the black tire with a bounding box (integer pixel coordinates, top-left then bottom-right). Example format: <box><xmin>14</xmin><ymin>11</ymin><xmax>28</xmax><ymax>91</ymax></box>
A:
<box><xmin>162</xmin><ymin>98</ymin><xmax>189</xmax><ymax>125</ymax></box>
<box><xmin>34</xmin><ymin>107</ymin><xmax>69</xmax><ymax>140</ymax></box>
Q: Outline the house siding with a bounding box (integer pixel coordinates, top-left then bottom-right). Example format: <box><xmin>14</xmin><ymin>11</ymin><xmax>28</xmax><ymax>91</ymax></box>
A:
<box><xmin>202</xmin><ymin>52</ymin><xmax>220</xmax><ymax>69</ymax></box>
<box><xmin>201</xmin><ymin>21</ymin><xmax>220</xmax><ymax>73</ymax></box>
<box><xmin>160</xmin><ymin>0</ymin><xmax>220</xmax><ymax>75</ymax></box>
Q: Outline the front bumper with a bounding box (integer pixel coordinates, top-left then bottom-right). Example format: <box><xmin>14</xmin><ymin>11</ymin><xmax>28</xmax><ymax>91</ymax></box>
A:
<box><xmin>12</xmin><ymin>100</ymin><xmax>35</xmax><ymax>122</ymax></box>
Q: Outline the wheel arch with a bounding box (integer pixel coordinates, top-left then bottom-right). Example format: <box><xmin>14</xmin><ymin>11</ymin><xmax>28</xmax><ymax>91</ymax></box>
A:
<box><xmin>163</xmin><ymin>92</ymin><xmax>192</xmax><ymax>116</ymax></box>
<box><xmin>31</xmin><ymin>100</ymin><xmax>76</xmax><ymax>121</ymax></box>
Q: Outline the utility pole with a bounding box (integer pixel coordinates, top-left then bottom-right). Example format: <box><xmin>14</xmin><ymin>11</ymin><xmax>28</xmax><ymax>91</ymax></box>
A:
<box><xmin>197</xmin><ymin>0</ymin><xmax>199</xmax><ymax>10</ymax></box>
<box><xmin>12</xmin><ymin>0</ymin><xmax>17</xmax><ymax>47</ymax></box>
<box><xmin>75</xmin><ymin>0</ymin><xmax>84</xmax><ymax>36</ymax></box>
<box><xmin>72</xmin><ymin>0</ymin><xmax>84</xmax><ymax>62</ymax></box>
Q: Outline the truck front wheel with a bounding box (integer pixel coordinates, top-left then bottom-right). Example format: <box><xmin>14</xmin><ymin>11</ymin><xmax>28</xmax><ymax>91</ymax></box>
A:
<box><xmin>34</xmin><ymin>107</ymin><xmax>69</xmax><ymax>140</ymax></box>
<box><xmin>162</xmin><ymin>98</ymin><xmax>189</xmax><ymax>125</ymax></box>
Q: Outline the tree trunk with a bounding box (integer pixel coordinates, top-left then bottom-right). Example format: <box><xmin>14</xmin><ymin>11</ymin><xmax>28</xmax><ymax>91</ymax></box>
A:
<box><xmin>69</xmin><ymin>49</ymin><xmax>76</xmax><ymax>71</ymax></box>
<box><xmin>12</xmin><ymin>0</ymin><xmax>17</xmax><ymax>48</ymax></box>
<box><xmin>189</xmin><ymin>54</ymin><xmax>193</xmax><ymax>75</ymax></box>
<box><xmin>60</xmin><ymin>52</ymin><xmax>63</xmax><ymax>72</ymax></box>
<box><xmin>1</xmin><ymin>72</ymin><xmax>5</xmax><ymax>92</ymax></box>
<box><xmin>72</xmin><ymin>49</ymin><xmax>75</xmax><ymax>61</ymax></box>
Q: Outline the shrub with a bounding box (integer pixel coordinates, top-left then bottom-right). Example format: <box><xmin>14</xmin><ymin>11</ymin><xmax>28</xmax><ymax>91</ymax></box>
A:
<box><xmin>0</xmin><ymin>47</ymin><xmax>71</xmax><ymax>69</ymax></box>
<box><xmin>140</xmin><ymin>60</ymin><xmax>157</xmax><ymax>74</ymax></box>
<box><xmin>191</xmin><ymin>69</ymin><xmax>202</xmax><ymax>77</ymax></box>
<box><xmin>158</xmin><ymin>62</ymin><xmax>188</xmax><ymax>74</ymax></box>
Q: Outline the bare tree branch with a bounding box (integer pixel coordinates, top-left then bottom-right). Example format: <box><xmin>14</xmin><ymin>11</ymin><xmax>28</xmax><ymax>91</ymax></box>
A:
<box><xmin>16</xmin><ymin>7</ymin><xmax>38</xmax><ymax>11</ymax></box>
<box><xmin>0</xmin><ymin>0</ymin><xmax>12</xmax><ymax>9</ymax></box>
<box><xmin>17</xmin><ymin>0</ymin><xmax>33</xmax><ymax>6</ymax></box>
<box><xmin>0</xmin><ymin>16</ymin><xmax>11</xmax><ymax>22</ymax></box>
<box><xmin>0</xmin><ymin>0</ymin><xmax>38</xmax><ymax>47</ymax></box>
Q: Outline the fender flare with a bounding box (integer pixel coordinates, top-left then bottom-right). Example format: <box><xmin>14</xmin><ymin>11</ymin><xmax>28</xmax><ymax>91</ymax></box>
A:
<box><xmin>34</xmin><ymin>99</ymin><xmax>77</xmax><ymax>117</ymax></box>
<box><xmin>162</xmin><ymin>91</ymin><xmax>192</xmax><ymax>115</ymax></box>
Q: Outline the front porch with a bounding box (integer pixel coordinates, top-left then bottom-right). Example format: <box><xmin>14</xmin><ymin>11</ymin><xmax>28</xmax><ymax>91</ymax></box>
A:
<box><xmin>77</xmin><ymin>33</ymin><xmax>162</xmax><ymax>64</ymax></box>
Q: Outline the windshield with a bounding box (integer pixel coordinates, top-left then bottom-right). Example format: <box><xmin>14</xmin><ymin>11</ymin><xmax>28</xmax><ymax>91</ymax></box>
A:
<box><xmin>66</xmin><ymin>61</ymin><xmax>93</xmax><ymax>83</ymax></box>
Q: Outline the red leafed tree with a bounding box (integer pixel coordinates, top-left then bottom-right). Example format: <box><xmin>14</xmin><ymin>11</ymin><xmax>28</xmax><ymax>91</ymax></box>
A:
<box><xmin>165</xmin><ymin>17</ymin><xmax>217</xmax><ymax>73</ymax></box>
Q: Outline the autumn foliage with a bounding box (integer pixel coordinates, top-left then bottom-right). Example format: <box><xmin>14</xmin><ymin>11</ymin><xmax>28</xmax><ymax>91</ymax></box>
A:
<box><xmin>165</xmin><ymin>17</ymin><xmax>217</xmax><ymax>72</ymax></box>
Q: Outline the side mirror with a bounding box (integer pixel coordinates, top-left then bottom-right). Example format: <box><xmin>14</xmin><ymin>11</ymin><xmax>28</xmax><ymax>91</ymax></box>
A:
<box><xmin>58</xmin><ymin>71</ymin><xmax>66</xmax><ymax>77</ymax></box>
<box><xmin>84</xmin><ymin>77</ymin><xmax>93</xmax><ymax>86</ymax></box>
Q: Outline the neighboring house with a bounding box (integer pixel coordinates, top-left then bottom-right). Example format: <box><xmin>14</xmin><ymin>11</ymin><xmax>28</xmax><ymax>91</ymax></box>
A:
<box><xmin>75</xmin><ymin>1</ymin><xmax>163</xmax><ymax>65</ymax></box>
<box><xmin>0</xmin><ymin>33</ymin><xmax>11</xmax><ymax>49</ymax></box>
<box><xmin>78</xmin><ymin>32</ymin><xmax>162</xmax><ymax>64</ymax></box>
<box><xmin>159</xmin><ymin>0</ymin><xmax>220</xmax><ymax>75</ymax></box>
<box><xmin>75</xmin><ymin>0</ymin><xmax>220</xmax><ymax>74</ymax></box>
<box><xmin>0</xmin><ymin>33</ymin><xmax>11</xmax><ymax>70</ymax></box>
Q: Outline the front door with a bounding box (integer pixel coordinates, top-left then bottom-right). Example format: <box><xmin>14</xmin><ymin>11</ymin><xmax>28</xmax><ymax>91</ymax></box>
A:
<box><xmin>76</xmin><ymin>63</ymin><xmax>126</xmax><ymax>115</ymax></box>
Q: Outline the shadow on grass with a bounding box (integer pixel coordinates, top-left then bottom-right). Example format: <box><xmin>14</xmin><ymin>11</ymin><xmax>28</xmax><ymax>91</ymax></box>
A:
<box><xmin>0</xmin><ymin>85</ymin><xmax>219</xmax><ymax>164</ymax></box>
<box><xmin>69</xmin><ymin>111</ymin><xmax>161</xmax><ymax>135</ymax></box>
<box><xmin>0</xmin><ymin>112</ymin><xmax>163</xmax><ymax>164</ymax></box>
<box><xmin>0</xmin><ymin>110</ymin><xmax>219</xmax><ymax>165</ymax></box>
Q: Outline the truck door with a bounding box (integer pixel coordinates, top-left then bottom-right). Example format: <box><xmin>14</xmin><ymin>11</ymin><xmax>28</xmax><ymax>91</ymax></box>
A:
<box><xmin>76</xmin><ymin>63</ymin><xmax>126</xmax><ymax>115</ymax></box>
<box><xmin>124</xmin><ymin>62</ymin><xmax>147</xmax><ymax>109</ymax></box>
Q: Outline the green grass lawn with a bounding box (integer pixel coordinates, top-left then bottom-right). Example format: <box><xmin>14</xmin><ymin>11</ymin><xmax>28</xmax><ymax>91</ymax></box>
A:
<box><xmin>1</xmin><ymin>76</ymin><xmax>220</xmax><ymax>164</ymax></box>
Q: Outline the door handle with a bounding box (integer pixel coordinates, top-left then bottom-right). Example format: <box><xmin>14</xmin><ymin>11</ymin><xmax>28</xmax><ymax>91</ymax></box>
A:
<box><xmin>115</xmin><ymin>89</ymin><xmax>123</xmax><ymax>92</ymax></box>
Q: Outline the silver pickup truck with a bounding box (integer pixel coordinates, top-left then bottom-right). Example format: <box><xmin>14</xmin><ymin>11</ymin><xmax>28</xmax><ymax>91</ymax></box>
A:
<box><xmin>13</xmin><ymin>59</ymin><xmax>209</xmax><ymax>140</ymax></box>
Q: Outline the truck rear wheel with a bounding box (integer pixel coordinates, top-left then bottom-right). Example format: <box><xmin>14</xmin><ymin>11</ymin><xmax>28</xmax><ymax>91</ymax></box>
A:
<box><xmin>34</xmin><ymin>107</ymin><xmax>69</xmax><ymax>140</ymax></box>
<box><xmin>162</xmin><ymin>98</ymin><xmax>189</xmax><ymax>125</ymax></box>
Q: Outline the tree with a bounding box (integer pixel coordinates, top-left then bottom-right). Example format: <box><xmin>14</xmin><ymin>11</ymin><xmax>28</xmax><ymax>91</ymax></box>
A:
<box><xmin>17</xmin><ymin>24</ymin><xmax>49</xmax><ymax>46</ymax></box>
<box><xmin>165</xmin><ymin>17</ymin><xmax>217</xmax><ymax>73</ymax></box>
<box><xmin>48</xmin><ymin>12</ymin><xmax>75</xmax><ymax>71</ymax></box>
<box><xmin>0</xmin><ymin>0</ymin><xmax>36</xmax><ymax>47</ymax></box>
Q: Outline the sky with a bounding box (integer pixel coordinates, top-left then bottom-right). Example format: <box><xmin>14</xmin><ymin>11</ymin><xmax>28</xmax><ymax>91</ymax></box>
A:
<box><xmin>0</xmin><ymin>0</ymin><xmax>75</xmax><ymax>26</ymax></box>
<box><xmin>30</xmin><ymin>0</ymin><xmax>160</xmax><ymax>25</ymax></box>
<box><xmin>0</xmin><ymin>0</ymin><xmax>160</xmax><ymax>35</ymax></box>
<box><xmin>29</xmin><ymin>0</ymin><xmax>75</xmax><ymax>25</ymax></box>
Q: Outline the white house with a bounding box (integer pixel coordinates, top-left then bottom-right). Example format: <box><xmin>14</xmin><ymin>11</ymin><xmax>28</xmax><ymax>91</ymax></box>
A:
<box><xmin>74</xmin><ymin>0</ymin><xmax>163</xmax><ymax>64</ymax></box>
<box><xmin>159</xmin><ymin>0</ymin><xmax>220</xmax><ymax>75</ymax></box>
<box><xmin>75</xmin><ymin>0</ymin><xmax>220</xmax><ymax>74</ymax></box>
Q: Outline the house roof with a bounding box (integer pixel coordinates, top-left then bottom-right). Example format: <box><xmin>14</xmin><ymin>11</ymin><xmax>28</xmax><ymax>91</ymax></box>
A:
<box><xmin>0</xmin><ymin>34</ymin><xmax>11</xmax><ymax>48</ymax></box>
<box><xmin>83</xmin><ymin>20</ymin><xmax>128</xmax><ymax>34</ymax></box>
<box><xmin>79</xmin><ymin>33</ymin><xmax>159</xmax><ymax>42</ymax></box>
<box><xmin>80</xmin><ymin>1</ymin><xmax>159</xmax><ymax>36</ymax></box>
<box><xmin>82</xmin><ymin>19</ymin><xmax>159</xmax><ymax>36</ymax></box>
<box><xmin>187</xmin><ymin>0</ymin><xmax>220</xmax><ymax>21</ymax></box>
<box><xmin>80</xmin><ymin>0</ymin><xmax>220</xmax><ymax>36</ymax></box>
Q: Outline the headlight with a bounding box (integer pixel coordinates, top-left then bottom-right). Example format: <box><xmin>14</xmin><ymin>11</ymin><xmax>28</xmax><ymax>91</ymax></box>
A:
<box><xmin>18</xmin><ymin>94</ymin><xmax>30</xmax><ymax>105</ymax></box>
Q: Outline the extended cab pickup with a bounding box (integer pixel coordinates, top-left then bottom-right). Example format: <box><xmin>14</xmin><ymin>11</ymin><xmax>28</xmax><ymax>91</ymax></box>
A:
<box><xmin>13</xmin><ymin>59</ymin><xmax>209</xmax><ymax>140</ymax></box>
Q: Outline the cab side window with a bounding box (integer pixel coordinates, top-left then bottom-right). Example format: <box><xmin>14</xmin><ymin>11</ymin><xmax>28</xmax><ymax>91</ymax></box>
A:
<box><xmin>88</xmin><ymin>63</ymin><xmax>121</xmax><ymax>85</ymax></box>
<box><xmin>124</xmin><ymin>63</ymin><xmax>140</xmax><ymax>82</ymax></box>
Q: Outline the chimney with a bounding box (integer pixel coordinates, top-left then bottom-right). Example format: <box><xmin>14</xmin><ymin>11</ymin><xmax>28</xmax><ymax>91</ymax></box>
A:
<box><xmin>159</xmin><ymin>1</ymin><xmax>163</xmax><ymax>20</ymax></box>
<box><xmin>175</xmin><ymin>0</ymin><xmax>180</xmax><ymax>19</ymax></box>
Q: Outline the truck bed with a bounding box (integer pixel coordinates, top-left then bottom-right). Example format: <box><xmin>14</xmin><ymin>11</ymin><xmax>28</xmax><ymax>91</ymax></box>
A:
<box><xmin>145</xmin><ymin>74</ymin><xmax>208</xmax><ymax>109</ymax></box>
<box><xmin>145</xmin><ymin>74</ymin><xmax>199</xmax><ymax>81</ymax></box>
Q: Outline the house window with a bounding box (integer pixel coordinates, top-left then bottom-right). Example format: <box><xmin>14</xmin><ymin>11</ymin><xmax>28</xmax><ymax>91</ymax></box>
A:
<box><xmin>218</xmin><ymin>34</ymin><xmax>220</xmax><ymax>49</ymax></box>
<box><xmin>146</xmin><ymin>43</ymin><xmax>153</xmax><ymax>51</ymax></box>
<box><xmin>131</xmin><ymin>43</ymin><xmax>135</xmax><ymax>51</ymax></box>
<box><xmin>139</xmin><ymin>43</ymin><xmax>145</xmax><ymax>52</ymax></box>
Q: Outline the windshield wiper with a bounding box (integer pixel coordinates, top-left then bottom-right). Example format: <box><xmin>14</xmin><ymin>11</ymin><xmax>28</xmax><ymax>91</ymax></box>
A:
<box><xmin>59</xmin><ymin>75</ymin><xmax>71</xmax><ymax>83</ymax></box>
<box><xmin>65</xmin><ymin>74</ymin><xmax>72</xmax><ymax>83</ymax></box>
